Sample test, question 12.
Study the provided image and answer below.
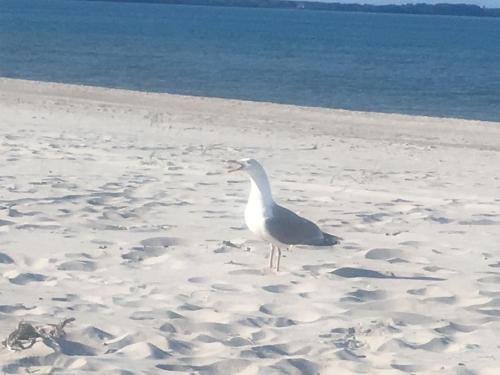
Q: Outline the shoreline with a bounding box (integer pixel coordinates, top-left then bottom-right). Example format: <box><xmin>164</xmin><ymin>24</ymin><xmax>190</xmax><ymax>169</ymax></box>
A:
<box><xmin>2</xmin><ymin>77</ymin><xmax>499</xmax><ymax>127</ymax></box>
<box><xmin>2</xmin><ymin>77</ymin><xmax>500</xmax><ymax>146</ymax></box>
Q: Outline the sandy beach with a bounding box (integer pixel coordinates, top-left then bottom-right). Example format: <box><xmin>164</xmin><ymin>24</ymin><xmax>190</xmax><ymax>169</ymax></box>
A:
<box><xmin>1</xmin><ymin>77</ymin><xmax>500</xmax><ymax>374</ymax></box>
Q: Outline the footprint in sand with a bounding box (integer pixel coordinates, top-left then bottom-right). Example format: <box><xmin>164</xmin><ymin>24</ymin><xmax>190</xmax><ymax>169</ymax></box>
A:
<box><xmin>228</xmin><ymin>269</ymin><xmax>262</xmax><ymax>276</ymax></box>
<box><xmin>341</xmin><ymin>288</ymin><xmax>388</xmax><ymax>303</ymax></box>
<box><xmin>166</xmin><ymin>338</ymin><xmax>195</xmax><ymax>355</ymax></box>
<box><xmin>331</xmin><ymin>267</ymin><xmax>444</xmax><ymax>281</ymax></box>
<box><xmin>434</xmin><ymin>322</ymin><xmax>476</xmax><ymax>335</ymax></box>
<box><xmin>240</xmin><ymin>343</ymin><xmax>290</xmax><ymax>359</ymax></box>
<box><xmin>238</xmin><ymin>316</ymin><xmax>296</xmax><ymax>328</ymax></box>
<box><xmin>57</xmin><ymin>260</ymin><xmax>97</xmax><ymax>272</ymax></box>
<box><xmin>140</xmin><ymin>237</ymin><xmax>179</xmax><ymax>248</ymax></box>
<box><xmin>8</xmin><ymin>272</ymin><xmax>48</xmax><ymax>285</ymax></box>
<box><xmin>262</xmin><ymin>284</ymin><xmax>290</xmax><ymax>293</ymax></box>
<box><xmin>259</xmin><ymin>303</ymin><xmax>321</xmax><ymax>323</ymax></box>
<box><xmin>365</xmin><ymin>248</ymin><xmax>406</xmax><ymax>263</ymax></box>
<box><xmin>380</xmin><ymin>336</ymin><xmax>451</xmax><ymax>353</ymax></box>
<box><xmin>407</xmin><ymin>285</ymin><xmax>457</xmax><ymax>304</ymax></box>
<box><xmin>122</xmin><ymin>237</ymin><xmax>179</xmax><ymax>262</ymax></box>
<box><xmin>0</xmin><ymin>219</ymin><xmax>15</xmax><ymax>227</ymax></box>
<box><xmin>0</xmin><ymin>303</ymin><xmax>36</xmax><ymax>314</ymax></box>
<box><xmin>222</xmin><ymin>336</ymin><xmax>253</xmax><ymax>347</ymax></box>
<box><xmin>0</xmin><ymin>252</ymin><xmax>14</xmax><ymax>264</ymax></box>
<box><xmin>187</xmin><ymin>276</ymin><xmax>209</xmax><ymax>284</ymax></box>
<box><xmin>211</xmin><ymin>283</ymin><xmax>241</xmax><ymax>292</ymax></box>
<box><xmin>301</xmin><ymin>263</ymin><xmax>337</xmax><ymax>276</ymax></box>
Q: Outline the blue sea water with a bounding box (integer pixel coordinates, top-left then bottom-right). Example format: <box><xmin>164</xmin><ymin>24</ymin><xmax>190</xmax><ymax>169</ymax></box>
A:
<box><xmin>1</xmin><ymin>0</ymin><xmax>499</xmax><ymax>121</ymax></box>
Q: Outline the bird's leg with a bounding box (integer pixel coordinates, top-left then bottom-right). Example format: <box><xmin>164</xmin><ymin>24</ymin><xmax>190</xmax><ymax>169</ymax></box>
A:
<box><xmin>276</xmin><ymin>247</ymin><xmax>282</xmax><ymax>272</ymax></box>
<box><xmin>269</xmin><ymin>243</ymin><xmax>275</xmax><ymax>269</ymax></box>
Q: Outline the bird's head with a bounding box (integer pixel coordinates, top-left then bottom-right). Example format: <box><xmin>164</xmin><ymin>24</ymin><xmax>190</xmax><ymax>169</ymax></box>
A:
<box><xmin>227</xmin><ymin>158</ymin><xmax>263</xmax><ymax>174</ymax></box>
<box><xmin>227</xmin><ymin>158</ymin><xmax>272</xmax><ymax>198</ymax></box>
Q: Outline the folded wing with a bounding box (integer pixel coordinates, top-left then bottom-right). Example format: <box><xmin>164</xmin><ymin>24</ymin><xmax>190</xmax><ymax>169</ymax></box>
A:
<box><xmin>265</xmin><ymin>204</ymin><xmax>329</xmax><ymax>246</ymax></box>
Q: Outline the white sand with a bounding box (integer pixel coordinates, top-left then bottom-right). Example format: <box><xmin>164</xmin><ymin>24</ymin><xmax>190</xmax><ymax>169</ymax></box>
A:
<box><xmin>1</xmin><ymin>78</ymin><xmax>500</xmax><ymax>374</ymax></box>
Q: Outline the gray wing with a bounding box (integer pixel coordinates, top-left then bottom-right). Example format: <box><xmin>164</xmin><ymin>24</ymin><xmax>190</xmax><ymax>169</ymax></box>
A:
<box><xmin>264</xmin><ymin>204</ymin><xmax>325</xmax><ymax>246</ymax></box>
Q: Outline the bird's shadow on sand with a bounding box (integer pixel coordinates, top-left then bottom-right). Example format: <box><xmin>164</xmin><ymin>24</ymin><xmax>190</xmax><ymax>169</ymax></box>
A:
<box><xmin>331</xmin><ymin>267</ymin><xmax>445</xmax><ymax>281</ymax></box>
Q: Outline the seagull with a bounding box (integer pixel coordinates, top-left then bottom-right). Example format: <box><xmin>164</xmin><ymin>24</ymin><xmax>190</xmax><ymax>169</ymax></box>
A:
<box><xmin>228</xmin><ymin>158</ymin><xmax>341</xmax><ymax>271</ymax></box>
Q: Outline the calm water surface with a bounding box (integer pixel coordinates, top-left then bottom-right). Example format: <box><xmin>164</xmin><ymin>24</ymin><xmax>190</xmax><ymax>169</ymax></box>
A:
<box><xmin>1</xmin><ymin>0</ymin><xmax>499</xmax><ymax>121</ymax></box>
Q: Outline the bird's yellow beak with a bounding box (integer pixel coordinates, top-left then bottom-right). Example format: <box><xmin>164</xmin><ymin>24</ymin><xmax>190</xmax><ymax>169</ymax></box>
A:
<box><xmin>227</xmin><ymin>160</ymin><xmax>244</xmax><ymax>173</ymax></box>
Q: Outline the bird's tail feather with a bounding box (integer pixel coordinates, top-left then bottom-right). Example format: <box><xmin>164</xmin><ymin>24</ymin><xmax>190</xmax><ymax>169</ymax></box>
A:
<box><xmin>320</xmin><ymin>232</ymin><xmax>342</xmax><ymax>246</ymax></box>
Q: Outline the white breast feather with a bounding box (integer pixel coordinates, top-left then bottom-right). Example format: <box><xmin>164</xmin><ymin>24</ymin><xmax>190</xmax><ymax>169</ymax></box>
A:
<box><xmin>245</xmin><ymin>196</ymin><xmax>272</xmax><ymax>241</ymax></box>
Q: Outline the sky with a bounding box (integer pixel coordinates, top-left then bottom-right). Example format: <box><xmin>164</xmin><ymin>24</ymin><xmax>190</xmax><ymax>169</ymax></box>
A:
<box><xmin>317</xmin><ymin>0</ymin><xmax>500</xmax><ymax>7</ymax></box>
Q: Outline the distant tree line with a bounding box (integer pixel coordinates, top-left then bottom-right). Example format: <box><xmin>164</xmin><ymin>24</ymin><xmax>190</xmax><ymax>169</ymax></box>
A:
<box><xmin>84</xmin><ymin>0</ymin><xmax>500</xmax><ymax>18</ymax></box>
